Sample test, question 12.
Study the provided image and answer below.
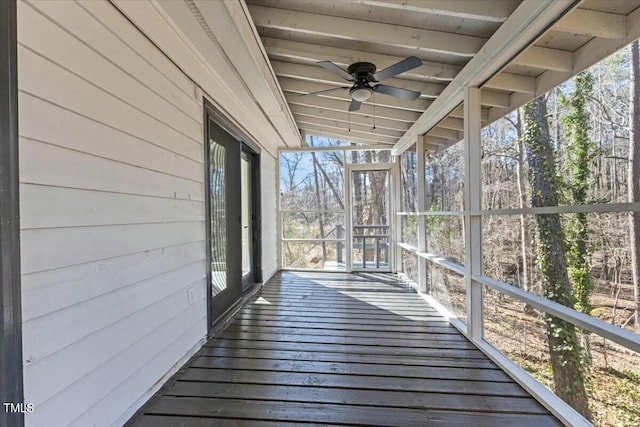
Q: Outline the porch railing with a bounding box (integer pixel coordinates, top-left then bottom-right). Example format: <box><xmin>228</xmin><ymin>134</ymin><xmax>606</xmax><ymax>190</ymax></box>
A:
<box><xmin>396</xmin><ymin>205</ymin><xmax>640</xmax><ymax>427</ymax></box>
<box><xmin>351</xmin><ymin>224</ymin><xmax>389</xmax><ymax>269</ymax></box>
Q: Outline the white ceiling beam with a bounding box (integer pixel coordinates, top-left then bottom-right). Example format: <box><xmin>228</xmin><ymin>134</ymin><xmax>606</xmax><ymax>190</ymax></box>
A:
<box><xmin>555</xmin><ymin>8</ymin><xmax>626</xmax><ymax>40</ymax></box>
<box><xmin>279</xmin><ymin>77</ymin><xmax>432</xmax><ymax>111</ymax></box>
<box><xmin>289</xmin><ymin>105</ymin><xmax>412</xmax><ymax>132</ymax></box>
<box><xmin>480</xmin><ymin>90</ymin><xmax>509</xmax><ymax>108</ymax></box>
<box><xmin>302</xmin><ymin>127</ymin><xmax>396</xmax><ymax>146</ymax></box>
<box><xmin>436</xmin><ymin>117</ymin><xmax>464</xmax><ymax>131</ymax></box>
<box><xmin>300</xmin><ymin>123</ymin><xmax>398</xmax><ymax>145</ymax></box>
<box><xmin>285</xmin><ymin>93</ymin><xmax>422</xmax><ymax>123</ymax></box>
<box><xmin>427</xmin><ymin>127</ymin><xmax>463</xmax><ymax>141</ymax></box>
<box><xmin>255</xmin><ymin>6</ymin><xmax>573</xmax><ymax>73</ymax></box>
<box><xmin>422</xmin><ymin>140</ymin><xmax>451</xmax><ymax>153</ymax></box>
<box><xmin>295</xmin><ymin>115</ymin><xmax>404</xmax><ymax>138</ymax></box>
<box><xmin>248</xmin><ymin>4</ymin><xmax>486</xmax><ymax>57</ymax></box>
<box><xmin>512</xmin><ymin>46</ymin><xmax>573</xmax><ymax>72</ymax></box>
<box><xmin>392</xmin><ymin>0</ymin><xmax>578</xmax><ymax>155</ymax></box>
<box><xmin>423</xmin><ymin>135</ymin><xmax>450</xmax><ymax>147</ymax></box>
<box><xmin>449</xmin><ymin>105</ymin><xmax>490</xmax><ymax>121</ymax></box>
<box><xmin>262</xmin><ymin>37</ymin><xmax>461</xmax><ymax>82</ymax></box>
<box><xmin>295</xmin><ymin>117</ymin><xmax>402</xmax><ymax>140</ymax></box>
<box><xmin>486</xmin><ymin>72</ymin><xmax>535</xmax><ymax>94</ymax></box>
<box><xmin>357</xmin><ymin>0</ymin><xmax>518</xmax><ymax>22</ymax></box>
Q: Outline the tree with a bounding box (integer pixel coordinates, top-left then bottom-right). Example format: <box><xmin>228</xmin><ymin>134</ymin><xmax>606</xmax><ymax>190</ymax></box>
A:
<box><xmin>562</xmin><ymin>71</ymin><xmax>595</xmax><ymax>315</ymax></box>
<box><xmin>281</xmin><ymin>152</ymin><xmax>304</xmax><ymax>193</ymax></box>
<box><xmin>629</xmin><ymin>40</ymin><xmax>640</xmax><ymax>331</ymax></box>
<box><xmin>401</xmin><ymin>151</ymin><xmax>416</xmax><ymax>212</ymax></box>
<box><xmin>523</xmin><ymin>96</ymin><xmax>591</xmax><ymax>419</ymax></box>
<box><xmin>309</xmin><ymin>136</ymin><xmax>327</xmax><ymax>266</ymax></box>
<box><xmin>505</xmin><ymin>110</ymin><xmax>532</xmax><ymax>298</ymax></box>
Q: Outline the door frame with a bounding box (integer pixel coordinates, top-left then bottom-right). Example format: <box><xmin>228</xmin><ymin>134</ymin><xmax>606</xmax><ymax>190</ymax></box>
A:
<box><xmin>241</xmin><ymin>146</ymin><xmax>262</xmax><ymax>291</ymax></box>
<box><xmin>0</xmin><ymin>1</ymin><xmax>25</xmax><ymax>425</ymax></box>
<box><xmin>203</xmin><ymin>100</ymin><xmax>262</xmax><ymax>333</ymax></box>
<box><xmin>345</xmin><ymin>162</ymin><xmax>397</xmax><ymax>273</ymax></box>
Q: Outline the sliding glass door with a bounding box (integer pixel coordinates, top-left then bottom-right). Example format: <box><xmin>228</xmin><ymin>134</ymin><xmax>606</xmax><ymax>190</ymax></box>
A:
<box><xmin>206</xmin><ymin>119</ymin><xmax>242</xmax><ymax>325</ymax></box>
<box><xmin>205</xmin><ymin>109</ymin><xmax>261</xmax><ymax>329</ymax></box>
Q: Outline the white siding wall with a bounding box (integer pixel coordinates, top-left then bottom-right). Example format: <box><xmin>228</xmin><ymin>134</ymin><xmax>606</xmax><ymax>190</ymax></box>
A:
<box><xmin>18</xmin><ymin>1</ymin><xmax>209</xmax><ymax>425</ymax></box>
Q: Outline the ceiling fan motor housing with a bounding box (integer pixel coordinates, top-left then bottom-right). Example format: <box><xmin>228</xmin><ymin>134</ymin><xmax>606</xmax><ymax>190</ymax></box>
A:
<box><xmin>347</xmin><ymin>62</ymin><xmax>377</xmax><ymax>81</ymax></box>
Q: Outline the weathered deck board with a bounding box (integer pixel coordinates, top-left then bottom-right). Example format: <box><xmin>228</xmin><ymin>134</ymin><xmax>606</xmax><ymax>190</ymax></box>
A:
<box><xmin>127</xmin><ymin>271</ymin><xmax>561</xmax><ymax>426</ymax></box>
<box><xmin>188</xmin><ymin>357</ymin><xmax>513</xmax><ymax>381</ymax></box>
<box><xmin>199</xmin><ymin>347</ymin><xmax>497</xmax><ymax>369</ymax></box>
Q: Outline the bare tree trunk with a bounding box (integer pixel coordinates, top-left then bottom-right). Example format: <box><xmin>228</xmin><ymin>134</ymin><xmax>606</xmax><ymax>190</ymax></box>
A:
<box><xmin>401</xmin><ymin>153</ymin><xmax>416</xmax><ymax>211</ymax></box>
<box><xmin>309</xmin><ymin>137</ymin><xmax>326</xmax><ymax>266</ymax></box>
<box><xmin>351</xmin><ymin>150</ymin><xmax>363</xmax><ymax>222</ymax></box>
<box><xmin>514</xmin><ymin>110</ymin><xmax>531</xmax><ymax>295</ymax></box>
<box><xmin>312</xmin><ymin>156</ymin><xmax>344</xmax><ymax>210</ymax></box>
<box><xmin>365</xmin><ymin>151</ymin><xmax>381</xmax><ymax>225</ymax></box>
<box><xmin>629</xmin><ymin>41</ymin><xmax>640</xmax><ymax>331</ymax></box>
<box><xmin>523</xmin><ymin>97</ymin><xmax>591</xmax><ymax>420</ymax></box>
<box><xmin>506</xmin><ymin>111</ymin><xmax>532</xmax><ymax>299</ymax></box>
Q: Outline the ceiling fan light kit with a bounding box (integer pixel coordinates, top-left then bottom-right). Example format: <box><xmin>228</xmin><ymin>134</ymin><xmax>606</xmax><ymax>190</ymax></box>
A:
<box><xmin>350</xmin><ymin>86</ymin><xmax>373</xmax><ymax>102</ymax></box>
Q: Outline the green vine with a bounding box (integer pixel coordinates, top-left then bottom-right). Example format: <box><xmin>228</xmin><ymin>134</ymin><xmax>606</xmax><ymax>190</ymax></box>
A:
<box><xmin>522</xmin><ymin>97</ymin><xmax>591</xmax><ymax>419</ymax></box>
<box><xmin>561</xmin><ymin>71</ymin><xmax>595</xmax><ymax>315</ymax></box>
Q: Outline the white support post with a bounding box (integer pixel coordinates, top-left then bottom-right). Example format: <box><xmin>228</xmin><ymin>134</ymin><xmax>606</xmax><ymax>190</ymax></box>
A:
<box><xmin>464</xmin><ymin>87</ymin><xmax>483</xmax><ymax>339</ymax></box>
<box><xmin>276</xmin><ymin>149</ymin><xmax>282</xmax><ymax>270</ymax></box>
<box><xmin>345</xmin><ymin>161</ymin><xmax>353</xmax><ymax>273</ymax></box>
<box><xmin>394</xmin><ymin>155</ymin><xmax>403</xmax><ymax>273</ymax></box>
<box><xmin>416</xmin><ymin>136</ymin><xmax>428</xmax><ymax>293</ymax></box>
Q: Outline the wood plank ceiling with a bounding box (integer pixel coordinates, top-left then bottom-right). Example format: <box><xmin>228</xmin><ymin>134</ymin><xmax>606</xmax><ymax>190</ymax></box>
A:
<box><xmin>245</xmin><ymin>0</ymin><xmax>640</xmax><ymax>153</ymax></box>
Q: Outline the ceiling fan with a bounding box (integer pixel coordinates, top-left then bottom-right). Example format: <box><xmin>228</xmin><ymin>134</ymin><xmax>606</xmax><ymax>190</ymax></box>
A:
<box><xmin>300</xmin><ymin>56</ymin><xmax>423</xmax><ymax>112</ymax></box>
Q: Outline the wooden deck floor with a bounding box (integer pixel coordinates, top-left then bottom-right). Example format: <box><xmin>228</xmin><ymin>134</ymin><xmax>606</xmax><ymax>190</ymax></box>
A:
<box><xmin>127</xmin><ymin>271</ymin><xmax>561</xmax><ymax>426</ymax></box>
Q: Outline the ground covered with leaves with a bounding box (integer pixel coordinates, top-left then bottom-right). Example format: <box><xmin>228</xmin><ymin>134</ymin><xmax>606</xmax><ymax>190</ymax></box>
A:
<box><xmin>483</xmin><ymin>287</ymin><xmax>639</xmax><ymax>426</ymax></box>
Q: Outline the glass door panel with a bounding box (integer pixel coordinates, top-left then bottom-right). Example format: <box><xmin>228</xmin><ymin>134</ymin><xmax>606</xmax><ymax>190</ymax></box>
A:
<box><xmin>209</xmin><ymin>138</ymin><xmax>227</xmax><ymax>297</ymax></box>
<box><xmin>241</xmin><ymin>153</ymin><xmax>252</xmax><ymax>284</ymax></box>
<box><xmin>206</xmin><ymin>119</ymin><xmax>242</xmax><ymax>327</ymax></box>
<box><xmin>350</xmin><ymin>169</ymin><xmax>390</xmax><ymax>271</ymax></box>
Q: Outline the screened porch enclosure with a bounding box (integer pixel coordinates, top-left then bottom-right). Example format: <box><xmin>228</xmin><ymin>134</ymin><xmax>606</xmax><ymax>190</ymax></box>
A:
<box><xmin>6</xmin><ymin>1</ymin><xmax>640</xmax><ymax>426</ymax></box>
<box><xmin>277</xmin><ymin>88</ymin><xmax>640</xmax><ymax>427</ymax></box>
<box><xmin>276</xmin><ymin>94</ymin><xmax>640</xmax><ymax>424</ymax></box>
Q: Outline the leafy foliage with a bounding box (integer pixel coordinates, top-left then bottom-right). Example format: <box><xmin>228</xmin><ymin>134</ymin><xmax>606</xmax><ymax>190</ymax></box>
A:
<box><xmin>561</xmin><ymin>71</ymin><xmax>596</xmax><ymax>315</ymax></box>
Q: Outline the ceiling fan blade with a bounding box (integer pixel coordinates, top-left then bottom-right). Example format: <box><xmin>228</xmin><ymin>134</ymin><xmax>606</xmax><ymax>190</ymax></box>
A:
<box><xmin>317</xmin><ymin>61</ymin><xmax>355</xmax><ymax>81</ymax></box>
<box><xmin>374</xmin><ymin>84</ymin><xmax>421</xmax><ymax>100</ymax></box>
<box><xmin>349</xmin><ymin>99</ymin><xmax>362</xmax><ymax>112</ymax></box>
<box><xmin>299</xmin><ymin>87</ymin><xmax>349</xmax><ymax>98</ymax></box>
<box><xmin>372</xmin><ymin>56</ymin><xmax>422</xmax><ymax>82</ymax></box>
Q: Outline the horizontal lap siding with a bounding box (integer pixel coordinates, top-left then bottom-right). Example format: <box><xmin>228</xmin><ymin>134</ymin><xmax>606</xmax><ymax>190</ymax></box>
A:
<box><xmin>18</xmin><ymin>1</ymin><xmax>208</xmax><ymax>426</ymax></box>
